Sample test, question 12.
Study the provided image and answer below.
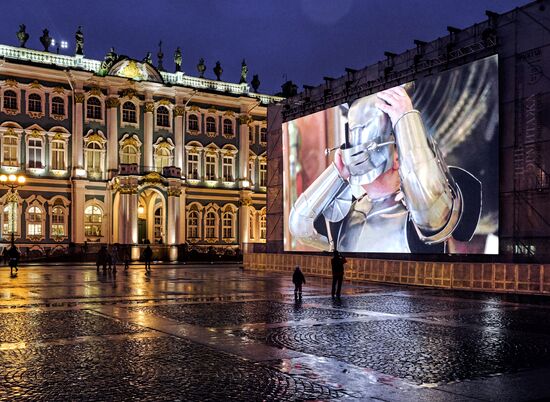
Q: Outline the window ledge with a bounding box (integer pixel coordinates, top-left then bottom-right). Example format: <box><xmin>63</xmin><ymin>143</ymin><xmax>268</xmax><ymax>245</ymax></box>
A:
<box><xmin>28</xmin><ymin>111</ymin><xmax>45</xmax><ymax>119</ymax></box>
<box><xmin>51</xmin><ymin>114</ymin><xmax>67</xmax><ymax>121</ymax></box>
<box><xmin>51</xmin><ymin>169</ymin><xmax>68</xmax><ymax>177</ymax></box>
<box><xmin>3</xmin><ymin>108</ymin><xmax>19</xmax><ymax>115</ymax></box>
<box><xmin>28</xmin><ymin>167</ymin><xmax>46</xmax><ymax>175</ymax></box>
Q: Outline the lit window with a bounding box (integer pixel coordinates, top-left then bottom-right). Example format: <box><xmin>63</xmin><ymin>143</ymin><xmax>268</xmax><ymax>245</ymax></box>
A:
<box><xmin>3</xmin><ymin>136</ymin><xmax>18</xmax><ymax>167</ymax></box>
<box><xmin>260</xmin><ymin>213</ymin><xmax>266</xmax><ymax>240</ymax></box>
<box><xmin>248</xmin><ymin>159</ymin><xmax>255</xmax><ymax>185</ymax></box>
<box><xmin>2</xmin><ymin>204</ymin><xmax>17</xmax><ymax>235</ymax></box>
<box><xmin>84</xmin><ymin>205</ymin><xmax>103</xmax><ymax>237</ymax></box>
<box><xmin>188</xmin><ymin>114</ymin><xmax>199</xmax><ymax>131</ymax></box>
<box><xmin>120</xmin><ymin>144</ymin><xmax>138</xmax><ymax>164</ymax></box>
<box><xmin>28</xmin><ymin>138</ymin><xmax>43</xmax><ymax>169</ymax></box>
<box><xmin>260</xmin><ymin>127</ymin><xmax>267</xmax><ymax>143</ymax></box>
<box><xmin>51</xmin><ymin>96</ymin><xmax>64</xmax><ymax>115</ymax></box>
<box><xmin>223</xmin><ymin>119</ymin><xmax>233</xmax><ymax>136</ymax></box>
<box><xmin>222</xmin><ymin>212</ymin><xmax>233</xmax><ymax>238</ymax></box>
<box><xmin>3</xmin><ymin>90</ymin><xmax>18</xmax><ymax>110</ymax></box>
<box><xmin>28</xmin><ymin>93</ymin><xmax>42</xmax><ymax>113</ymax></box>
<box><xmin>222</xmin><ymin>156</ymin><xmax>234</xmax><ymax>182</ymax></box>
<box><xmin>206</xmin><ymin>116</ymin><xmax>216</xmax><ymax>133</ymax></box>
<box><xmin>86</xmin><ymin>142</ymin><xmax>103</xmax><ymax>175</ymax></box>
<box><xmin>154</xmin><ymin>206</ymin><xmax>163</xmax><ymax>243</ymax></box>
<box><xmin>51</xmin><ymin>205</ymin><xmax>65</xmax><ymax>236</ymax></box>
<box><xmin>155</xmin><ymin>147</ymin><xmax>172</xmax><ymax>172</ymax></box>
<box><xmin>187</xmin><ymin>152</ymin><xmax>199</xmax><ymax>180</ymax></box>
<box><xmin>156</xmin><ymin>106</ymin><xmax>170</xmax><ymax>127</ymax></box>
<box><xmin>86</xmin><ymin>97</ymin><xmax>102</xmax><ymax>120</ymax></box>
<box><xmin>259</xmin><ymin>160</ymin><xmax>267</xmax><ymax>187</ymax></box>
<box><xmin>27</xmin><ymin>205</ymin><xmax>43</xmax><ymax>236</ymax></box>
<box><xmin>122</xmin><ymin>101</ymin><xmax>137</xmax><ymax>123</ymax></box>
<box><xmin>205</xmin><ymin>211</ymin><xmax>217</xmax><ymax>239</ymax></box>
<box><xmin>187</xmin><ymin>211</ymin><xmax>199</xmax><ymax>238</ymax></box>
<box><xmin>205</xmin><ymin>155</ymin><xmax>216</xmax><ymax>180</ymax></box>
<box><xmin>51</xmin><ymin>140</ymin><xmax>66</xmax><ymax>170</ymax></box>
<box><xmin>249</xmin><ymin>213</ymin><xmax>255</xmax><ymax>240</ymax></box>
<box><xmin>249</xmin><ymin>127</ymin><xmax>255</xmax><ymax>144</ymax></box>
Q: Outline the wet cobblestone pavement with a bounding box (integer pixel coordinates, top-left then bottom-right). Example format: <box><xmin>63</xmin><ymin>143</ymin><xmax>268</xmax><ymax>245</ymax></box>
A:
<box><xmin>0</xmin><ymin>264</ymin><xmax>549</xmax><ymax>401</ymax></box>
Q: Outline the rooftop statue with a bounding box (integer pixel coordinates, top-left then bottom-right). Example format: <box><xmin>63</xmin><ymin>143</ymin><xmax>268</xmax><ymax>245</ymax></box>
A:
<box><xmin>143</xmin><ymin>52</ymin><xmax>152</xmax><ymax>64</ymax></box>
<box><xmin>174</xmin><ymin>47</ymin><xmax>182</xmax><ymax>72</ymax></box>
<box><xmin>16</xmin><ymin>24</ymin><xmax>29</xmax><ymax>48</ymax></box>
<box><xmin>99</xmin><ymin>47</ymin><xmax>117</xmax><ymax>76</ymax></box>
<box><xmin>240</xmin><ymin>59</ymin><xmax>248</xmax><ymax>84</ymax></box>
<box><xmin>251</xmin><ymin>74</ymin><xmax>260</xmax><ymax>92</ymax></box>
<box><xmin>75</xmin><ymin>26</ymin><xmax>84</xmax><ymax>55</ymax></box>
<box><xmin>39</xmin><ymin>29</ymin><xmax>52</xmax><ymax>52</ymax></box>
<box><xmin>213</xmin><ymin>61</ymin><xmax>223</xmax><ymax>81</ymax></box>
<box><xmin>197</xmin><ymin>58</ymin><xmax>206</xmax><ymax>78</ymax></box>
<box><xmin>157</xmin><ymin>41</ymin><xmax>164</xmax><ymax>71</ymax></box>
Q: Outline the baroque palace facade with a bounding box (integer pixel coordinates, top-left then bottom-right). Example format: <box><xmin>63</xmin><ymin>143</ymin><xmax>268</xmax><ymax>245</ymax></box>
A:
<box><xmin>0</xmin><ymin>43</ymin><xmax>281</xmax><ymax>259</ymax></box>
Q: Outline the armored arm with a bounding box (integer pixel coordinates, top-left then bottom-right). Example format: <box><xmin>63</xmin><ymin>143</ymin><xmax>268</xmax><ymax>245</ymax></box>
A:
<box><xmin>289</xmin><ymin>163</ymin><xmax>350</xmax><ymax>250</ymax></box>
<box><xmin>394</xmin><ymin>110</ymin><xmax>462</xmax><ymax>244</ymax></box>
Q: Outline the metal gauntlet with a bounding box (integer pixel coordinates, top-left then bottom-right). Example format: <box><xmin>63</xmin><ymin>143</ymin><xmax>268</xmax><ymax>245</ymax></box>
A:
<box><xmin>394</xmin><ymin>110</ymin><xmax>462</xmax><ymax>244</ymax></box>
<box><xmin>289</xmin><ymin>163</ymin><xmax>351</xmax><ymax>250</ymax></box>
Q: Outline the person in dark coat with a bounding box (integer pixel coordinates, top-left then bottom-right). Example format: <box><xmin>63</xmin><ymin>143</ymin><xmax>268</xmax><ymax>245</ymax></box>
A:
<box><xmin>292</xmin><ymin>265</ymin><xmax>306</xmax><ymax>300</ymax></box>
<box><xmin>96</xmin><ymin>245</ymin><xmax>108</xmax><ymax>272</ymax></box>
<box><xmin>143</xmin><ymin>245</ymin><xmax>153</xmax><ymax>273</ymax></box>
<box><xmin>8</xmin><ymin>245</ymin><xmax>20</xmax><ymax>276</ymax></box>
<box><xmin>331</xmin><ymin>249</ymin><xmax>347</xmax><ymax>298</ymax></box>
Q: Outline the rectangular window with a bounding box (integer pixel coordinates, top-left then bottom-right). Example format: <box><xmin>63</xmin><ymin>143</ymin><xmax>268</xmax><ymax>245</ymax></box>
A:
<box><xmin>187</xmin><ymin>153</ymin><xmax>199</xmax><ymax>180</ymax></box>
<box><xmin>259</xmin><ymin>161</ymin><xmax>267</xmax><ymax>187</ymax></box>
<box><xmin>222</xmin><ymin>156</ymin><xmax>233</xmax><ymax>182</ymax></box>
<box><xmin>3</xmin><ymin>137</ymin><xmax>18</xmax><ymax>166</ymax></box>
<box><xmin>248</xmin><ymin>160</ymin><xmax>255</xmax><ymax>184</ymax></box>
<box><xmin>28</xmin><ymin>138</ymin><xmax>42</xmax><ymax>168</ymax></box>
<box><xmin>28</xmin><ymin>223</ymin><xmax>42</xmax><ymax>235</ymax></box>
<box><xmin>205</xmin><ymin>155</ymin><xmax>216</xmax><ymax>180</ymax></box>
<box><xmin>51</xmin><ymin>141</ymin><xmax>65</xmax><ymax>170</ymax></box>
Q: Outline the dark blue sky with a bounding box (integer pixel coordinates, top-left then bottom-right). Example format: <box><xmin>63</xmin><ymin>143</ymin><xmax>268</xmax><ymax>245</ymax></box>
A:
<box><xmin>1</xmin><ymin>0</ymin><xmax>528</xmax><ymax>94</ymax></box>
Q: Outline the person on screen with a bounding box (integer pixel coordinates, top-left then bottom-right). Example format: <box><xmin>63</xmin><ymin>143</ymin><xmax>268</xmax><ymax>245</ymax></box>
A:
<box><xmin>289</xmin><ymin>86</ymin><xmax>481</xmax><ymax>253</ymax></box>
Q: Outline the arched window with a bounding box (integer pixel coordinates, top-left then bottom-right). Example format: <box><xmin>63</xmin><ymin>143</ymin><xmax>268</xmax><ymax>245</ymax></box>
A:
<box><xmin>205</xmin><ymin>211</ymin><xmax>217</xmax><ymax>239</ymax></box>
<box><xmin>188</xmin><ymin>114</ymin><xmax>199</xmax><ymax>131</ymax></box>
<box><xmin>154</xmin><ymin>206</ymin><xmax>163</xmax><ymax>243</ymax></box>
<box><xmin>2</xmin><ymin>204</ymin><xmax>17</xmax><ymax>235</ymax></box>
<box><xmin>27</xmin><ymin>205</ymin><xmax>43</xmax><ymax>236</ymax></box>
<box><xmin>28</xmin><ymin>93</ymin><xmax>42</xmax><ymax>113</ymax></box>
<box><xmin>156</xmin><ymin>106</ymin><xmax>169</xmax><ymax>127</ymax></box>
<box><xmin>122</xmin><ymin>101</ymin><xmax>137</xmax><ymax>123</ymax></box>
<box><xmin>28</xmin><ymin>138</ymin><xmax>43</xmax><ymax>168</ymax></box>
<box><xmin>3</xmin><ymin>135</ymin><xmax>19</xmax><ymax>166</ymax></box>
<box><xmin>51</xmin><ymin>205</ymin><xmax>65</xmax><ymax>236</ymax></box>
<box><xmin>222</xmin><ymin>211</ymin><xmax>234</xmax><ymax>239</ymax></box>
<box><xmin>260</xmin><ymin>213</ymin><xmax>266</xmax><ymax>240</ymax></box>
<box><xmin>86</xmin><ymin>97</ymin><xmax>102</xmax><ymax>120</ymax></box>
<box><xmin>86</xmin><ymin>142</ymin><xmax>103</xmax><ymax>174</ymax></box>
<box><xmin>84</xmin><ymin>205</ymin><xmax>103</xmax><ymax>237</ymax></box>
<box><xmin>223</xmin><ymin>119</ymin><xmax>233</xmax><ymax>136</ymax></box>
<box><xmin>206</xmin><ymin>116</ymin><xmax>216</xmax><ymax>133</ymax></box>
<box><xmin>51</xmin><ymin>140</ymin><xmax>66</xmax><ymax>170</ymax></box>
<box><xmin>155</xmin><ymin>145</ymin><xmax>172</xmax><ymax>172</ymax></box>
<box><xmin>187</xmin><ymin>210</ymin><xmax>199</xmax><ymax>239</ymax></box>
<box><xmin>120</xmin><ymin>144</ymin><xmax>138</xmax><ymax>164</ymax></box>
<box><xmin>3</xmin><ymin>90</ymin><xmax>18</xmax><ymax>110</ymax></box>
<box><xmin>51</xmin><ymin>96</ymin><xmax>64</xmax><ymax>115</ymax></box>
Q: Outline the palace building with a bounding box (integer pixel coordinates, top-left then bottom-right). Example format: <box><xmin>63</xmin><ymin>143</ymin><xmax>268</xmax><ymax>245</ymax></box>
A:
<box><xmin>0</xmin><ymin>42</ymin><xmax>281</xmax><ymax>259</ymax></box>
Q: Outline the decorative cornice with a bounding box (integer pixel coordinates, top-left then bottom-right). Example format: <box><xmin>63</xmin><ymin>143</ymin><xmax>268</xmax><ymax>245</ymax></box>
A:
<box><xmin>74</xmin><ymin>93</ymin><xmax>85</xmax><ymax>103</ymax></box>
<box><xmin>238</xmin><ymin>114</ymin><xmax>252</xmax><ymax>125</ymax></box>
<box><xmin>29</xmin><ymin>80</ymin><xmax>42</xmax><ymax>89</ymax></box>
<box><xmin>174</xmin><ymin>106</ymin><xmax>185</xmax><ymax>117</ymax></box>
<box><xmin>106</xmin><ymin>97</ymin><xmax>120</xmax><ymax>108</ymax></box>
<box><xmin>144</xmin><ymin>102</ymin><xmax>155</xmax><ymax>113</ymax></box>
<box><xmin>4</xmin><ymin>79</ymin><xmax>18</xmax><ymax>88</ymax></box>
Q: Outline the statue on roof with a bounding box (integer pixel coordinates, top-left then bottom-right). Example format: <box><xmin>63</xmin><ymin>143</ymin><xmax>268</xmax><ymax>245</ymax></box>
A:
<box><xmin>143</xmin><ymin>52</ymin><xmax>152</xmax><ymax>64</ymax></box>
<box><xmin>16</xmin><ymin>24</ymin><xmax>29</xmax><ymax>48</ymax></box>
<box><xmin>213</xmin><ymin>61</ymin><xmax>223</xmax><ymax>81</ymax></box>
<box><xmin>239</xmin><ymin>59</ymin><xmax>248</xmax><ymax>84</ymax></box>
<box><xmin>75</xmin><ymin>26</ymin><xmax>84</xmax><ymax>55</ymax></box>
<box><xmin>251</xmin><ymin>74</ymin><xmax>260</xmax><ymax>92</ymax></box>
<box><xmin>157</xmin><ymin>41</ymin><xmax>164</xmax><ymax>71</ymax></box>
<box><xmin>197</xmin><ymin>58</ymin><xmax>206</xmax><ymax>78</ymax></box>
<box><xmin>99</xmin><ymin>47</ymin><xmax>117</xmax><ymax>76</ymax></box>
<box><xmin>39</xmin><ymin>29</ymin><xmax>52</xmax><ymax>52</ymax></box>
<box><xmin>174</xmin><ymin>47</ymin><xmax>182</xmax><ymax>72</ymax></box>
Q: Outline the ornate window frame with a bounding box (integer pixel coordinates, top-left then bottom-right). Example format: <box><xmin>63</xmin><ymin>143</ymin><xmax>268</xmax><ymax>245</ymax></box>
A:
<box><xmin>186</xmin><ymin>106</ymin><xmax>201</xmax><ymax>135</ymax></box>
<box><xmin>203</xmin><ymin>143</ymin><xmax>219</xmax><ymax>182</ymax></box>
<box><xmin>1</xmin><ymin>123</ymin><xmax>24</xmax><ymax>171</ymax></box>
<box><xmin>220</xmin><ymin>144</ymin><xmax>237</xmax><ymax>184</ymax></box>
<box><xmin>248</xmin><ymin>151</ymin><xmax>257</xmax><ymax>187</ymax></box>
<box><xmin>248</xmin><ymin>207</ymin><xmax>257</xmax><ymax>241</ymax></box>
<box><xmin>203</xmin><ymin>203</ymin><xmax>220</xmax><ymax>243</ymax></box>
<box><xmin>25</xmin><ymin>82</ymin><xmax>45</xmax><ymax>119</ymax></box>
<box><xmin>24</xmin><ymin>124</ymin><xmax>46</xmax><ymax>173</ymax></box>
<box><xmin>221</xmin><ymin>203</ymin><xmax>237</xmax><ymax>243</ymax></box>
<box><xmin>119</xmin><ymin>133</ymin><xmax>142</xmax><ymax>166</ymax></box>
<box><xmin>258</xmin><ymin>153</ymin><xmax>267</xmax><ymax>188</ymax></box>
<box><xmin>153</xmin><ymin>137</ymin><xmax>175</xmax><ymax>173</ymax></box>
<box><xmin>154</xmin><ymin>100</ymin><xmax>173</xmax><ymax>131</ymax></box>
<box><xmin>221</xmin><ymin>111</ymin><xmax>236</xmax><ymax>139</ymax></box>
<box><xmin>186</xmin><ymin>202</ymin><xmax>203</xmax><ymax>242</ymax></box>
<box><xmin>49</xmin><ymin>87</ymin><xmax>69</xmax><ymax>121</ymax></box>
<box><xmin>120</xmin><ymin>99</ymin><xmax>140</xmax><ymax>128</ymax></box>
<box><xmin>185</xmin><ymin>141</ymin><xmax>203</xmax><ymax>183</ymax></box>
<box><xmin>25</xmin><ymin>195</ymin><xmax>47</xmax><ymax>241</ymax></box>
<box><xmin>84</xmin><ymin>199</ymin><xmax>106</xmax><ymax>240</ymax></box>
<box><xmin>85</xmin><ymin>90</ymin><xmax>105</xmax><ymax>123</ymax></box>
<box><xmin>259</xmin><ymin>207</ymin><xmax>267</xmax><ymax>241</ymax></box>
<box><xmin>84</xmin><ymin>129</ymin><xmax>107</xmax><ymax>180</ymax></box>
<box><xmin>47</xmin><ymin>126</ymin><xmax>71</xmax><ymax>176</ymax></box>
<box><xmin>0</xmin><ymin>190</ymin><xmax>23</xmax><ymax>241</ymax></box>
<box><xmin>259</xmin><ymin>124</ymin><xmax>267</xmax><ymax>146</ymax></box>
<box><xmin>49</xmin><ymin>195</ymin><xmax>70</xmax><ymax>242</ymax></box>
<box><xmin>1</xmin><ymin>80</ymin><xmax>21</xmax><ymax>115</ymax></box>
<box><xmin>205</xmin><ymin>108</ymin><xmax>218</xmax><ymax>137</ymax></box>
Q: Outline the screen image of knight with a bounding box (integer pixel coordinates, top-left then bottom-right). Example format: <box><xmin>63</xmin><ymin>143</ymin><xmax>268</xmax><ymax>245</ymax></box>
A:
<box><xmin>282</xmin><ymin>55</ymin><xmax>499</xmax><ymax>254</ymax></box>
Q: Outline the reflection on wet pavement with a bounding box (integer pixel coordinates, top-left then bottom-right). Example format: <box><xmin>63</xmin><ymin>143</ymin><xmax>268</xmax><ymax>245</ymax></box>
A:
<box><xmin>0</xmin><ymin>263</ymin><xmax>549</xmax><ymax>400</ymax></box>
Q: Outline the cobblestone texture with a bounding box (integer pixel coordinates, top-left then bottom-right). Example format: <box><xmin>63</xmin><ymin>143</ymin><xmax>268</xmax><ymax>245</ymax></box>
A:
<box><xmin>0</xmin><ymin>335</ymin><xmax>344</xmax><ymax>401</ymax></box>
<box><xmin>0</xmin><ymin>310</ymin><xmax>144</xmax><ymax>343</ymax></box>
<box><xmin>132</xmin><ymin>300</ymin><xmax>361</xmax><ymax>327</ymax></box>
<box><xmin>307</xmin><ymin>295</ymin><xmax>486</xmax><ymax>314</ymax></box>
<box><xmin>236</xmin><ymin>319</ymin><xmax>550</xmax><ymax>385</ymax></box>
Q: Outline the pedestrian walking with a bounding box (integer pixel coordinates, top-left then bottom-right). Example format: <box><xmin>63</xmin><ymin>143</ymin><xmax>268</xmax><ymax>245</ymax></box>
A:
<box><xmin>7</xmin><ymin>245</ymin><xmax>20</xmax><ymax>277</ymax></box>
<box><xmin>123</xmin><ymin>249</ymin><xmax>130</xmax><ymax>271</ymax></box>
<box><xmin>292</xmin><ymin>265</ymin><xmax>306</xmax><ymax>300</ymax></box>
<box><xmin>143</xmin><ymin>245</ymin><xmax>153</xmax><ymax>274</ymax></box>
<box><xmin>331</xmin><ymin>248</ymin><xmax>347</xmax><ymax>298</ymax></box>
<box><xmin>97</xmin><ymin>245</ymin><xmax>108</xmax><ymax>272</ymax></box>
<box><xmin>2</xmin><ymin>247</ymin><xmax>9</xmax><ymax>266</ymax></box>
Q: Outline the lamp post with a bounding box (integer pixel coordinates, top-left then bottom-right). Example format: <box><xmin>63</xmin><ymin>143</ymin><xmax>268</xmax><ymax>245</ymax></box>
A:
<box><xmin>0</xmin><ymin>174</ymin><xmax>26</xmax><ymax>246</ymax></box>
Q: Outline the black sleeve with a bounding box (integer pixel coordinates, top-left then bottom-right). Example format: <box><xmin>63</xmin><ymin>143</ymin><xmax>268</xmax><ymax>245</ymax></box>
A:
<box><xmin>448</xmin><ymin>166</ymin><xmax>482</xmax><ymax>242</ymax></box>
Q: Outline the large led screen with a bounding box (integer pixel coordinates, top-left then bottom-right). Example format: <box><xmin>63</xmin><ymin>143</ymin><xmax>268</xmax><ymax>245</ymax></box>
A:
<box><xmin>283</xmin><ymin>55</ymin><xmax>499</xmax><ymax>254</ymax></box>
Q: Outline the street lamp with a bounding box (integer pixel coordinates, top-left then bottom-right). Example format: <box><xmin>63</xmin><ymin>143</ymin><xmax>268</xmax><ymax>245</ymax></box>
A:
<box><xmin>0</xmin><ymin>174</ymin><xmax>26</xmax><ymax>246</ymax></box>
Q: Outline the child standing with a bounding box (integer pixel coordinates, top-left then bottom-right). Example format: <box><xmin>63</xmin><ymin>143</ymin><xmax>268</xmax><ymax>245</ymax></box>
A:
<box><xmin>292</xmin><ymin>265</ymin><xmax>306</xmax><ymax>300</ymax></box>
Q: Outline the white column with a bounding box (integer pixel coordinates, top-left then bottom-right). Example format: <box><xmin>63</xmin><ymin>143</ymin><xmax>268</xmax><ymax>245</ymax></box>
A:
<box><xmin>239</xmin><ymin>191</ymin><xmax>251</xmax><ymax>249</ymax></box>
<box><xmin>72</xmin><ymin>180</ymin><xmax>86</xmax><ymax>243</ymax></box>
<box><xmin>73</xmin><ymin>92</ymin><xmax>84</xmax><ymax>171</ymax></box>
<box><xmin>177</xmin><ymin>188</ymin><xmax>186</xmax><ymax>244</ymax></box>
<box><xmin>238</xmin><ymin>116</ymin><xmax>250</xmax><ymax>184</ymax></box>
<box><xmin>129</xmin><ymin>191</ymin><xmax>138</xmax><ymax>244</ymax></box>
<box><xmin>144</xmin><ymin>99</ymin><xmax>154</xmax><ymax>171</ymax></box>
<box><xmin>166</xmin><ymin>193</ymin><xmax>178</xmax><ymax>245</ymax></box>
<box><xmin>174</xmin><ymin>106</ymin><xmax>184</xmax><ymax>171</ymax></box>
<box><xmin>118</xmin><ymin>193</ymin><xmax>128</xmax><ymax>243</ymax></box>
<box><xmin>107</xmin><ymin>97</ymin><xmax>119</xmax><ymax>176</ymax></box>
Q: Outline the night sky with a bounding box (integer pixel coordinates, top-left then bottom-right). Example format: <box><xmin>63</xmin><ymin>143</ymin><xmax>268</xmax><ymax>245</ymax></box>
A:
<box><xmin>0</xmin><ymin>0</ymin><xmax>529</xmax><ymax>95</ymax></box>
